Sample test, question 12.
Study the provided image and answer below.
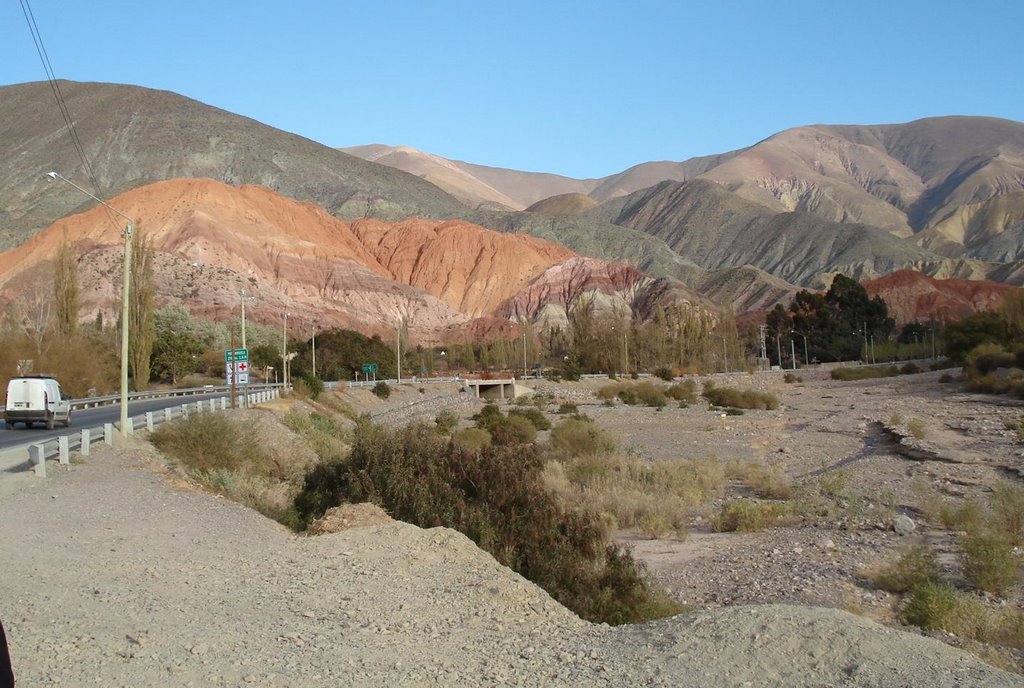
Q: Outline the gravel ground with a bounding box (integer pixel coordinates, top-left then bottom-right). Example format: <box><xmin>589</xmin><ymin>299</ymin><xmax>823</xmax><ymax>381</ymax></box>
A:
<box><xmin>1</xmin><ymin>371</ymin><xmax>1023</xmax><ymax>686</ymax></box>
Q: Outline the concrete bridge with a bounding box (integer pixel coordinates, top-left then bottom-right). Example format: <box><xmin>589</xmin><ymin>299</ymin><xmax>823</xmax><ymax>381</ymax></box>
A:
<box><xmin>462</xmin><ymin>377</ymin><xmax>531</xmax><ymax>400</ymax></box>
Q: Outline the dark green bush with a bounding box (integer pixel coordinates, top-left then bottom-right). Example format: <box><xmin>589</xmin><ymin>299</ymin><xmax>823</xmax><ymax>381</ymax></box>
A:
<box><xmin>701</xmin><ymin>383</ymin><xmax>779</xmax><ymax>410</ymax></box>
<box><xmin>293</xmin><ymin>420</ymin><xmax>678</xmax><ymax>624</ymax></box>
<box><xmin>372</xmin><ymin>381</ymin><xmax>391</xmax><ymax>399</ymax></box>
<box><xmin>297</xmin><ymin>373</ymin><xmax>324</xmax><ymax>399</ymax></box>
<box><xmin>508</xmin><ymin>407</ymin><xmax>552</xmax><ymax>431</ymax></box>
<box><xmin>900</xmin><ymin>362</ymin><xmax>921</xmax><ymax>375</ymax></box>
<box><xmin>473</xmin><ymin>403</ymin><xmax>504</xmax><ymax>431</ymax></box>
<box><xmin>938</xmin><ymin>373</ymin><xmax>954</xmax><ymax>383</ymax></box>
<box><xmin>654</xmin><ymin>367</ymin><xmax>674</xmax><ymax>382</ymax></box>
<box><xmin>434</xmin><ymin>409</ymin><xmax>459</xmax><ymax>435</ymax></box>
<box><xmin>782</xmin><ymin>373</ymin><xmax>802</xmax><ymax>384</ymax></box>
<box><xmin>966</xmin><ymin>343</ymin><xmax>1015</xmax><ymax>375</ymax></box>
<box><xmin>557</xmin><ymin>402</ymin><xmax>578</xmax><ymax>414</ymax></box>
<box><xmin>491</xmin><ymin>414</ymin><xmax>538</xmax><ymax>446</ymax></box>
<box><xmin>830</xmin><ymin>366</ymin><xmax>900</xmax><ymax>381</ymax></box>
<box><xmin>617</xmin><ymin>388</ymin><xmax>638</xmax><ymax>405</ymax></box>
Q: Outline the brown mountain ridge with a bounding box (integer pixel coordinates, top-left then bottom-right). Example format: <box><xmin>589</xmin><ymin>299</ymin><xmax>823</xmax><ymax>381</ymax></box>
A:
<box><xmin>0</xmin><ymin>178</ymin><xmax>708</xmax><ymax>340</ymax></box>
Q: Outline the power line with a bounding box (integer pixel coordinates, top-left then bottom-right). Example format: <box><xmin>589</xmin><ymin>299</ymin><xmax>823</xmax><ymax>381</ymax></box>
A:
<box><xmin>19</xmin><ymin>0</ymin><xmax>122</xmax><ymax>232</ymax></box>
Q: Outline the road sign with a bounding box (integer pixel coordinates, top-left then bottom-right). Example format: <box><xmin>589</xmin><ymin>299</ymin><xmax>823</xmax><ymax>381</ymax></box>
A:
<box><xmin>224</xmin><ymin>348</ymin><xmax>248</xmax><ymax>363</ymax></box>
<box><xmin>361</xmin><ymin>363</ymin><xmax>377</xmax><ymax>374</ymax></box>
<box><xmin>225</xmin><ymin>350</ymin><xmax>250</xmax><ymax>385</ymax></box>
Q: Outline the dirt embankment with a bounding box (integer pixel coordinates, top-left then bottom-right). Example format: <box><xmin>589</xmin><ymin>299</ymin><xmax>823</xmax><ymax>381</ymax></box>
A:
<box><xmin>0</xmin><ymin>372</ymin><xmax>1022</xmax><ymax>686</ymax></box>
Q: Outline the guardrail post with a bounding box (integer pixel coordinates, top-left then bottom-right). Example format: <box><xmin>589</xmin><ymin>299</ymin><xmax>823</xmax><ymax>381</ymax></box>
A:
<box><xmin>127</xmin><ymin>417</ymin><xmax>134</xmax><ymax>435</ymax></box>
<box><xmin>81</xmin><ymin>428</ymin><xmax>91</xmax><ymax>456</ymax></box>
<box><xmin>58</xmin><ymin>435</ymin><xmax>69</xmax><ymax>465</ymax></box>
<box><xmin>209</xmin><ymin>399</ymin><xmax>216</xmax><ymax>412</ymax></box>
<box><xmin>181</xmin><ymin>404</ymin><xmax>188</xmax><ymax>419</ymax></box>
<box><xmin>220</xmin><ymin>397</ymin><xmax>227</xmax><ymax>410</ymax></box>
<box><xmin>146</xmin><ymin>412</ymin><xmax>154</xmax><ymax>432</ymax></box>
<box><xmin>104</xmin><ymin>423</ymin><xmax>113</xmax><ymax>445</ymax></box>
<box><xmin>195</xmin><ymin>401</ymin><xmax>203</xmax><ymax>414</ymax></box>
<box><xmin>30</xmin><ymin>444</ymin><xmax>45</xmax><ymax>477</ymax></box>
<box><xmin>164</xmin><ymin>407</ymin><xmax>172</xmax><ymax>424</ymax></box>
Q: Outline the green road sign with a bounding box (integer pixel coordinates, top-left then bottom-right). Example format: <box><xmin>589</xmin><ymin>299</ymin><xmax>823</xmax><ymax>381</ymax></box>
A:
<box><xmin>224</xmin><ymin>348</ymin><xmax>249</xmax><ymax>363</ymax></box>
<box><xmin>361</xmin><ymin>363</ymin><xmax>378</xmax><ymax>374</ymax></box>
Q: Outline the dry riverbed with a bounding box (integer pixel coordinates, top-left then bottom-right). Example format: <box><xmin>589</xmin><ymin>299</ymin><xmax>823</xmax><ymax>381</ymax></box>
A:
<box><xmin>1</xmin><ymin>369</ymin><xmax>1022</xmax><ymax>685</ymax></box>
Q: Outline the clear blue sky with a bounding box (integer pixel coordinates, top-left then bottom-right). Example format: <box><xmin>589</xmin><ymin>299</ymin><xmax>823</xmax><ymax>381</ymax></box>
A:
<box><xmin>2</xmin><ymin>1</ymin><xmax>1022</xmax><ymax>179</ymax></box>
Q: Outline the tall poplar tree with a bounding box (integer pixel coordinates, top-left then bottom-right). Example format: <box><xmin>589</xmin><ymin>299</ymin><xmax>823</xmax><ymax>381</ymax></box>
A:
<box><xmin>53</xmin><ymin>230</ymin><xmax>79</xmax><ymax>337</ymax></box>
<box><xmin>127</xmin><ymin>229</ymin><xmax>155</xmax><ymax>390</ymax></box>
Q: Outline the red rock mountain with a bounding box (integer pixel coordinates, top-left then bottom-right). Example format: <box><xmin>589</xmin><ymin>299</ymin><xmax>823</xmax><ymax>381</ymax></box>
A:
<box><xmin>864</xmin><ymin>270</ymin><xmax>1014</xmax><ymax>326</ymax></box>
<box><xmin>0</xmin><ymin>178</ymin><xmax>705</xmax><ymax>340</ymax></box>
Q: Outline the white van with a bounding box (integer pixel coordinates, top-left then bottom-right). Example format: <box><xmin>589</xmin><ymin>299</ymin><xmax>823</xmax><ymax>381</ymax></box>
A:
<box><xmin>4</xmin><ymin>376</ymin><xmax>72</xmax><ymax>430</ymax></box>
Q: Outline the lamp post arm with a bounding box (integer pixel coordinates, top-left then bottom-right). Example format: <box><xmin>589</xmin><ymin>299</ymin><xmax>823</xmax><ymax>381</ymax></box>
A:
<box><xmin>47</xmin><ymin>172</ymin><xmax>134</xmax><ymax>224</ymax></box>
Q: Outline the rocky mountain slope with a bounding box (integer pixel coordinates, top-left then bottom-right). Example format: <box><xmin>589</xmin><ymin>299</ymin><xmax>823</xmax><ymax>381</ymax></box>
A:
<box><xmin>0</xmin><ymin>178</ymin><xmax>707</xmax><ymax>338</ymax></box>
<box><xmin>350</xmin><ymin>118</ymin><xmax>1024</xmax><ymax>270</ymax></box>
<box><xmin>5</xmin><ymin>80</ymin><xmax>1024</xmax><ymax>319</ymax></box>
<box><xmin>864</xmin><ymin>269</ymin><xmax>1014</xmax><ymax>326</ymax></box>
<box><xmin>341</xmin><ymin>144</ymin><xmax>599</xmax><ymax>210</ymax></box>
<box><xmin>0</xmin><ymin>81</ymin><xmax>466</xmax><ymax>252</ymax></box>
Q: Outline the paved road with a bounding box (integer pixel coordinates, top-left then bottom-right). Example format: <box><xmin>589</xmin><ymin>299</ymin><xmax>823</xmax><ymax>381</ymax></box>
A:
<box><xmin>0</xmin><ymin>392</ymin><xmax>235</xmax><ymax>471</ymax></box>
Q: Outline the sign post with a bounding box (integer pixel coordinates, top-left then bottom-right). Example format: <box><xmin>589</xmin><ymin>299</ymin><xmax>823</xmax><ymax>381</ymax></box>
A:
<box><xmin>224</xmin><ymin>348</ymin><xmax>250</xmax><ymax>406</ymax></box>
<box><xmin>361</xmin><ymin>363</ymin><xmax>377</xmax><ymax>383</ymax></box>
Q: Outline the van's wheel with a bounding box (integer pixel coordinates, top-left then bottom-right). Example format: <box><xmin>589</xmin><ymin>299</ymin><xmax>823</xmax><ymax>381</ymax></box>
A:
<box><xmin>64</xmin><ymin>413</ymin><xmax>71</xmax><ymax>428</ymax></box>
<box><xmin>46</xmin><ymin>417</ymin><xmax>55</xmax><ymax>430</ymax></box>
<box><xmin>5</xmin><ymin>421</ymin><xmax>13</xmax><ymax>430</ymax></box>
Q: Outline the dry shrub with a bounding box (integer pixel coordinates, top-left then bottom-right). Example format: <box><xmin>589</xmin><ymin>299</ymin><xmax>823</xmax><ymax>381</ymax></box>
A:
<box><xmin>725</xmin><ymin>460</ymin><xmax>793</xmax><ymax>499</ymax></box>
<box><xmin>905</xmin><ymin>418</ymin><xmax>926</xmax><ymax>439</ymax></box>
<box><xmin>991</xmin><ymin>481</ymin><xmax>1024</xmax><ymax>546</ymax></box>
<box><xmin>711</xmin><ymin>499</ymin><xmax>795</xmax><ymax>532</ymax></box>
<box><xmin>453</xmin><ymin>427</ymin><xmax>492</xmax><ymax>451</ymax></box>
<box><xmin>901</xmin><ymin>582</ymin><xmax>993</xmax><ymax>640</ymax></box>
<box><xmin>961</xmin><ymin>532</ymin><xmax>1020</xmax><ymax>596</ymax></box>
<box><xmin>666</xmin><ymin>380</ymin><xmax>698</xmax><ymax>404</ymax></box>
<box><xmin>549</xmin><ymin>417</ymin><xmax>617</xmax><ymax>457</ymax></box>
<box><xmin>543</xmin><ymin>453</ymin><xmax>725</xmax><ymax>539</ymax></box>
<box><xmin>866</xmin><ymin>546</ymin><xmax>940</xmax><ymax>593</ymax></box>
<box><xmin>283</xmin><ymin>410</ymin><xmax>350</xmax><ymax>464</ymax></box>
<box><xmin>151</xmin><ymin>411</ymin><xmax>314</xmax><ymax>528</ymax></box>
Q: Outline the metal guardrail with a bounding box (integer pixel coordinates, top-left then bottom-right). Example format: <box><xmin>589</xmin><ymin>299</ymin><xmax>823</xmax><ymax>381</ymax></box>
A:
<box><xmin>68</xmin><ymin>382</ymin><xmax>285</xmax><ymax>409</ymax></box>
<box><xmin>0</xmin><ymin>388</ymin><xmax>283</xmax><ymax>478</ymax></box>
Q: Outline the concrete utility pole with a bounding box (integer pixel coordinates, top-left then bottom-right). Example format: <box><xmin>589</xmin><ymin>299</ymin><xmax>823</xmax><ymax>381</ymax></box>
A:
<box><xmin>240</xmin><ymin>288</ymin><xmax>248</xmax><ymax>350</ymax></box>
<box><xmin>282</xmin><ymin>313</ymin><xmax>289</xmax><ymax>387</ymax></box>
<box><xmin>396</xmin><ymin>321</ymin><xmax>401</xmax><ymax>384</ymax></box>
<box><xmin>523</xmin><ymin>329</ymin><xmax>527</xmax><ymax>379</ymax></box>
<box><xmin>312</xmin><ymin>321</ymin><xmax>318</xmax><ymax>378</ymax></box>
<box><xmin>791</xmin><ymin>339</ymin><xmax>797</xmax><ymax>370</ymax></box>
<box><xmin>47</xmin><ymin>172</ymin><xmax>133</xmax><ymax>438</ymax></box>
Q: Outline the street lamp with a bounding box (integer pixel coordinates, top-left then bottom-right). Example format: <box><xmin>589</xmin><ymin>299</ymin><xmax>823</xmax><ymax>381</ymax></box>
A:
<box><xmin>47</xmin><ymin>171</ymin><xmax>133</xmax><ymax>438</ymax></box>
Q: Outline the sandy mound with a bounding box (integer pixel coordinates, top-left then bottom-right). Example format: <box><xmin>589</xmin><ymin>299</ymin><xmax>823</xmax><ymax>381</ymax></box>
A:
<box><xmin>307</xmin><ymin>502</ymin><xmax>392</xmax><ymax>533</ymax></box>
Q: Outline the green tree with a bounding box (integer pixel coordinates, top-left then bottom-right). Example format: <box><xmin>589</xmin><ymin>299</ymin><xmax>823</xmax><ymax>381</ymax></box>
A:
<box><xmin>53</xmin><ymin>230</ymin><xmax>79</xmax><ymax>338</ymax></box>
<box><xmin>127</xmin><ymin>229</ymin><xmax>155</xmax><ymax>390</ymax></box>
<box><xmin>151</xmin><ymin>326</ymin><xmax>204</xmax><ymax>384</ymax></box>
